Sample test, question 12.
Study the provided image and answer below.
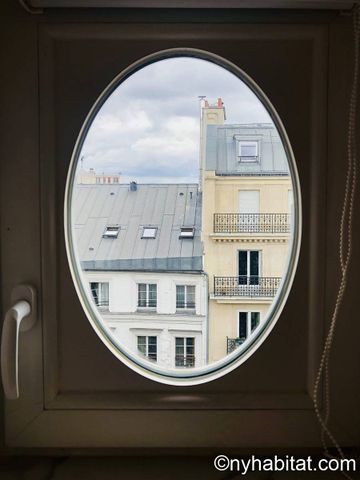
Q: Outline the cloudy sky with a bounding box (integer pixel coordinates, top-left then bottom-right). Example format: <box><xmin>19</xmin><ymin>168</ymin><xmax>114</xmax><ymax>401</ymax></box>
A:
<box><xmin>79</xmin><ymin>57</ymin><xmax>272</xmax><ymax>184</ymax></box>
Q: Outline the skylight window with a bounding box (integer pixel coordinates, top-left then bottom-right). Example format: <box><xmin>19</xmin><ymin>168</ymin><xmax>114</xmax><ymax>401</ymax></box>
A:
<box><xmin>179</xmin><ymin>227</ymin><xmax>195</xmax><ymax>239</ymax></box>
<box><xmin>102</xmin><ymin>226</ymin><xmax>120</xmax><ymax>238</ymax></box>
<box><xmin>238</xmin><ymin>141</ymin><xmax>259</xmax><ymax>161</ymax></box>
<box><xmin>142</xmin><ymin>227</ymin><xmax>157</xmax><ymax>239</ymax></box>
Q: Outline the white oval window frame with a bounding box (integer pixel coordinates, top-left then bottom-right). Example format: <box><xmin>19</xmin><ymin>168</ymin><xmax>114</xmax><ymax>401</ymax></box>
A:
<box><xmin>64</xmin><ymin>47</ymin><xmax>302</xmax><ymax>386</ymax></box>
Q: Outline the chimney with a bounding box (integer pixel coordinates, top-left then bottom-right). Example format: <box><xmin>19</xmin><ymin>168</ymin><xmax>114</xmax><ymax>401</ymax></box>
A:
<box><xmin>129</xmin><ymin>181</ymin><xmax>137</xmax><ymax>192</ymax></box>
<box><xmin>199</xmin><ymin>98</ymin><xmax>226</xmax><ymax>191</ymax></box>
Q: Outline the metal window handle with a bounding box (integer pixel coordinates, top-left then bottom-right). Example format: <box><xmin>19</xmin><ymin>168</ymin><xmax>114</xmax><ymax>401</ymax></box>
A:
<box><xmin>1</xmin><ymin>285</ymin><xmax>37</xmax><ymax>400</ymax></box>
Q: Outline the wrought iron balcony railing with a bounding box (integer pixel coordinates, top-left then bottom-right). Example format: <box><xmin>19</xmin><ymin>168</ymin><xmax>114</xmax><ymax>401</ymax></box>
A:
<box><xmin>214</xmin><ymin>276</ymin><xmax>281</xmax><ymax>297</ymax></box>
<box><xmin>90</xmin><ymin>295</ymin><xmax>109</xmax><ymax>308</ymax></box>
<box><xmin>227</xmin><ymin>337</ymin><xmax>246</xmax><ymax>354</ymax></box>
<box><xmin>175</xmin><ymin>355</ymin><xmax>195</xmax><ymax>368</ymax></box>
<box><xmin>94</xmin><ymin>301</ymin><xmax>110</xmax><ymax>308</ymax></box>
<box><xmin>213</xmin><ymin>213</ymin><xmax>290</xmax><ymax>234</ymax></box>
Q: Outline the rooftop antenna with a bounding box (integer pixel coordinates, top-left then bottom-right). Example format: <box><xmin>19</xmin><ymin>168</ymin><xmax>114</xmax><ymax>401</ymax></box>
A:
<box><xmin>198</xmin><ymin>95</ymin><xmax>206</xmax><ymax>118</ymax></box>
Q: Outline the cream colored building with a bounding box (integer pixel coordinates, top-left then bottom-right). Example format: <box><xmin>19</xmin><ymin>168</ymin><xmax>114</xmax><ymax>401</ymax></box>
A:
<box><xmin>76</xmin><ymin>166</ymin><xmax>122</xmax><ymax>184</ymax></box>
<box><xmin>200</xmin><ymin>99</ymin><xmax>292</xmax><ymax>362</ymax></box>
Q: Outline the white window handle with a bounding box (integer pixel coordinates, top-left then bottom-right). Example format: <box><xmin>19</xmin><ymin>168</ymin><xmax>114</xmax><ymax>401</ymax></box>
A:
<box><xmin>1</xmin><ymin>285</ymin><xmax>37</xmax><ymax>399</ymax></box>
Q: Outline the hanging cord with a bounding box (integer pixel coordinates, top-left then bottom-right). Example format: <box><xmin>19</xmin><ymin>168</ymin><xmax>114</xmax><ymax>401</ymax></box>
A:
<box><xmin>312</xmin><ymin>4</ymin><xmax>360</xmax><ymax>479</ymax></box>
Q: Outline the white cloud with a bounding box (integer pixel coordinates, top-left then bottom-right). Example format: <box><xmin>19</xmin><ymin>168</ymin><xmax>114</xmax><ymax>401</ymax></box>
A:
<box><xmin>79</xmin><ymin>56</ymin><xmax>274</xmax><ymax>182</ymax></box>
<box><xmin>166</xmin><ymin>116</ymin><xmax>199</xmax><ymax>137</ymax></box>
<box><xmin>132</xmin><ymin>135</ymin><xmax>196</xmax><ymax>157</ymax></box>
<box><xmin>90</xmin><ymin>109</ymin><xmax>153</xmax><ymax>135</ymax></box>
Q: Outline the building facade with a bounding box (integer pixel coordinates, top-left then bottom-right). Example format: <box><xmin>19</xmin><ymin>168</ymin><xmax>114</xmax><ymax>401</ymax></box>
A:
<box><xmin>200</xmin><ymin>99</ymin><xmax>292</xmax><ymax>362</ymax></box>
<box><xmin>74</xmin><ymin>99</ymin><xmax>292</xmax><ymax>368</ymax></box>
<box><xmin>76</xmin><ymin>166</ymin><xmax>122</xmax><ymax>185</ymax></box>
<box><xmin>74</xmin><ymin>183</ymin><xmax>208</xmax><ymax>369</ymax></box>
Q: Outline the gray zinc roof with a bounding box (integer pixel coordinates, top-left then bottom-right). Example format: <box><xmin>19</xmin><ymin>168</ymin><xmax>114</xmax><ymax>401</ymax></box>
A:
<box><xmin>205</xmin><ymin>123</ymin><xmax>290</xmax><ymax>176</ymax></box>
<box><xmin>73</xmin><ymin>183</ymin><xmax>203</xmax><ymax>272</ymax></box>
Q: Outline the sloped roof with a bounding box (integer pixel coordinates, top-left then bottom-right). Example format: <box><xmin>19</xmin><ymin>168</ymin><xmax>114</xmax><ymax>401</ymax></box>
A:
<box><xmin>205</xmin><ymin>123</ymin><xmax>290</xmax><ymax>175</ymax></box>
<box><xmin>73</xmin><ymin>183</ymin><xmax>203</xmax><ymax>272</ymax></box>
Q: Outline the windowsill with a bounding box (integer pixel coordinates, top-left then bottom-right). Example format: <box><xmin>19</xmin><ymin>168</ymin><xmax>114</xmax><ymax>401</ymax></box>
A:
<box><xmin>176</xmin><ymin>308</ymin><xmax>196</xmax><ymax>314</ymax></box>
<box><xmin>137</xmin><ymin>307</ymin><xmax>157</xmax><ymax>313</ymax></box>
<box><xmin>238</xmin><ymin>157</ymin><xmax>259</xmax><ymax>163</ymax></box>
<box><xmin>137</xmin><ymin>354</ymin><xmax>158</xmax><ymax>362</ymax></box>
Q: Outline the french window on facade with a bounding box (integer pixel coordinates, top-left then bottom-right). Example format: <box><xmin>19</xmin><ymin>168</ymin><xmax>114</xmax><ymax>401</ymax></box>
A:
<box><xmin>239</xmin><ymin>311</ymin><xmax>260</xmax><ymax>339</ymax></box>
<box><xmin>227</xmin><ymin>312</ymin><xmax>260</xmax><ymax>354</ymax></box>
<box><xmin>176</xmin><ymin>285</ymin><xmax>196</xmax><ymax>309</ymax></box>
<box><xmin>175</xmin><ymin>337</ymin><xmax>195</xmax><ymax>367</ymax></box>
<box><xmin>238</xmin><ymin>190</ymin><xmax>260</xmax><ymax>231</ymax></box>
<box><xmin>238</xmin><ymin>250</ymin><xmax>260</xmax><ymax>285</ymax></box>
<box><xmin>137</xmin><ymin>283</ymin><xmax>157</xmax><ymax>308</ymax></box>
<box><xmin>137</xmin><ymin>336</ymin><xmax>157</xmax><ymax>362</ymax></box>
<box><xmin>89</xmin><ymin>282</ymin><xmax>109</xmax><ymax>308</ymax></box>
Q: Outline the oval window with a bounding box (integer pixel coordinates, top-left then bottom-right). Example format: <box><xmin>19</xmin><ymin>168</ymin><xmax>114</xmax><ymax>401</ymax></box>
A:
<box><xmin>65</xmin><ymin>49</ymin><xmax>301</xmax><ymax>385</ymax></box>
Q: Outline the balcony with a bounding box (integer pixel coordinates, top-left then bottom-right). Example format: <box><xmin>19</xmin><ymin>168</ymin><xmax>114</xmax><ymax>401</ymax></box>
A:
<box><xmin>214</xmin><ymin>276</ymin><xmax>281</xmax><ymax>297</ymax></box>
<box><xmin>213</xmin><ymin>213</ymin><xmax>290</xmax><ymax>234</ymax></box>
<box><xmin>227</xmin><ymin>337</ymin><xmax>245</xmax><ymax>354</ymax></box>
<box><xmin>175</xmin><ymin>355</ymin><xmax>195</xmax><ymax>368</ymax></box>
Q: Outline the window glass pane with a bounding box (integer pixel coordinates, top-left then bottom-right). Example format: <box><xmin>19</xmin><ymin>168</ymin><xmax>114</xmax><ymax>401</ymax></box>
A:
<box><xmin>240</xmin><ymin>143</ymin><xmax>257</xmax><ymax>157</ymax></box>
<box><xmin>238</xmin><ymin>250</ymin><xmax>248</xmax><ymax>283</ymax></box>
<box><xmin>68</xmin><ymin>53</ymin><xmax>300</xmax><ymax>383</ymax></box>
<box><xmin>250</xmin><ymin>251</ymin><xmax>259</xmax><ymax>285</ymax></box>
<box><xmin>250</xmin><ymin>251</ymin><xmax>259</xmax><ymax>276</ymax></box>
<box><xmin>180</xmin><ymin>227</ymin><xmax>194</xmax><ymax>238</ymax></box>
<box><xmin>137</xmin><ymin>336</ymin><xmax>146</xmax><ymax>355</ymax></box>
<box><xmin>175</xmin><ymin>348</ymin><xmax>183</xmax><ymax>357</ymax></box>
<box><xmin>90</xmin><ymin>282</ymin><xmax>99</xmax><ymax>305</ymax></box>
<box><xmin>142</xmin><ymin>227</ymin><xmax>157</xmax><ymax>238</ymax></box>
<box><xmin>175</xmin><ymin>357</ymin><xmax>183</xmax><ymax>367</ymax></box>
<box><xmin>100</xmin><ymin>282</ymin><xmax>109</xmax><ymax>306</ymax></box>
<box><xmin>103</xmin><ymin>226</ymin><xmax>119</xmax><ymax>238</ymax></box>
<box><xmin>239</xmin><ymin>312</ymin><xmax>248</xmax><ymax>339</ymax></box>
<box><xmin>186</xmin><ymin>337</ymin><xmax>195</xmax><ymax>355</ymax></box>
<box><xmin>175</xmin><ymin>337</ymin><xmax>184</xmax><ymax>356</ymax></box>
<box><xmin>251</xmin><ymin>312</ymin><xmax>260</xmax><ymax>332</ymax></box>
<box><xmin>176</xmin><ymin>285</ymin><xmax>185</xmax><ymax>308</ymax></box>
<box><xmin>187</xmin><ymin>286</ymin><xmax>195</xmax><ymax>308</ymax></box>
<box><xmin>138</xmin><ymin>284</ymin><xmax>146</xmax><ymax>307</ymax></box>
<box><xmin>148</xmin><ymin>284</ymin><xmax>157</xmax><ymax>307</ymax></box>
